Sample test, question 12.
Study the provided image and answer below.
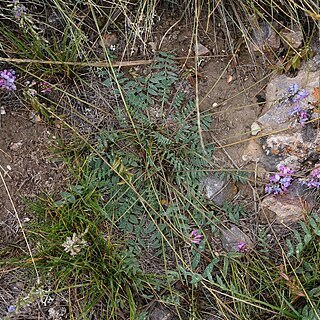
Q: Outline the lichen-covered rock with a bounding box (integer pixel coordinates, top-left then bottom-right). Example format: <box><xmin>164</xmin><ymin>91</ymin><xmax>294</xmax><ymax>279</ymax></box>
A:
<box><xmin>260</xmin><ymin>131</ymin><xmax>317</xmax><ymax>171</ymax></box>
<box><xmin>260</xmin><ymin>182</ymin><xmax>314</xmax><ymax>224</ymax></box>
<box><xmin>245</xmin><ymin>59</ymin><xmax>320</xmax><ymax>172</ymax></box>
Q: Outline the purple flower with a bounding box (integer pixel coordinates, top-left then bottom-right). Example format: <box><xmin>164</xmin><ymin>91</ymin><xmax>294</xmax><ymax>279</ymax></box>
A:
<box><xmin>299</xmin><ymin>110</ymin><xmax>309</xmax><ymax>125</ymax></box>
<box><xmin>265</xmin><ymin>184</ymin><xmax>282</xmax><ymax>195</ymax></box>
<box><xmin>14</xmin><ymin>5</ymin><xmax>26</xmax><ymax>20</ymax></box>
<box><xmin>190</xmin><ymin>229</ymin><xmax>203</xmax><ymax>244</ymax></box>
<box><xmin>292</xmin><ymin>89</ymin><xmax>309</xmax><ymax>103</ymax></box>
<box><xmin>269</xmin><ymin>173</ymin><xmax>281</xmax><ymax>183</ymax></box>
<box><xmin>13</xmin><ymin>0</ymin><xmax>26</xmax><ymax>20</ymax></box>
<box><xmin>289</xmin><ymin>104</ymin><xmax>310</xmax><ymax>126</ymax></box>
<box><xmin>279</xmin><ymin>176</ymin><xmax>293</xmax><ymax>190</ymax></box>
<box><xmin>278</xmin><ymin>165</ymin><xmax>294</xmax><ymax>175</ymax></box>
<box><xmin>287</xmin><ymin>83</ymin><xmax>309</xmax><ymax>103</ymax></box>
<box><xmin>0</xmin><ymin>69</ymin><xmax>16</xmax><ymax>91</ymax></box>
<box><xmin>289</xmin><ymin>104</ymin><xmax>302</xmax><ymax>116</ymax></box>
<box><xmin>39</xmin><ymin>81</ymin><xmax>52</xmax><ymax>93</ymax></box>
<box><xmin>265</xmin><ymin>166</ymin><xmax>294</xmax><ymax>195</ymax></box>
<box><xmin>288</xmin><ymin>83</ymin><xmax>299</xmax><ymax>96</ymax></box>
<box><xmin>8</xmin><ymin>305</ymin><xmax>15</xmax><ymax>313</ymax></box>
<box><xmin>237</xmin><ymin>241</ymin><xmax>248</xmax><ymax>253</ymax></box>
<box><xmin>300</xmin><ymin>168</ymin><xmax>320</xmax><ymax>189</ymax></box>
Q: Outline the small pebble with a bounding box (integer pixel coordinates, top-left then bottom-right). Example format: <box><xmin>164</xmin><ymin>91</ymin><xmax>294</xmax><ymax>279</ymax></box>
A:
<box><xmin>251</xmin><ymin>122</ymin><xmax>261</xmax><ymax>136</ymax></box>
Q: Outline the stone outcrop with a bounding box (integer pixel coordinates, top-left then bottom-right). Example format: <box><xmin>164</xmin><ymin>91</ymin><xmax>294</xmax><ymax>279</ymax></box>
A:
<box><xmin>243</xmin><ymin>56</ymin><xmax>320</xmax><ymax>224</ymax></box>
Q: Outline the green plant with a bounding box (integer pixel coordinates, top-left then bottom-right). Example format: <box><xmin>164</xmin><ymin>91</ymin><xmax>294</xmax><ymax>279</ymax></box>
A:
<box><xmin>283</xmin><ymin>214</ymin><xmax>320</xmax><ymax>318</ymax></box>
<box><xmin>28</xmin><ymin>186</ymin><xmax>159</xmax><ymax>319</ymax></box>
<box><xmin>22</xmin><ymin>51</ymin><xmax>217</xmax><ymax>319</ymax></box>
<box><xmin>94</xmin><ymin>52</ymin><xmax>215</xmax><ymax>255</ymax></box>
<box><xmin>223</xmin><ymin>202</ymin><xmax>247</xmax><ymax>223</ymax></box>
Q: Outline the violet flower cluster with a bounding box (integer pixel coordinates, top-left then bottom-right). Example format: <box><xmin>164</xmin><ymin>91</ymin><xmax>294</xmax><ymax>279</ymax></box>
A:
<box><xmin>13</xmin><ymin>0</ymin><xmax>26</xmax><ymax>20</ymax></box>
<box><xmin>287</xmin><ymin>83</ymin><xmax>309</xmax><ymax>103</ymax></box>
<box><xmin>236</xmin><ymin>241</ymin><xmax>249</xmax><ymax>253</ymax></box>
<box><xmin>190</xmin><ymin>229</ymin><xmax>203</xmax><ymax>244</ymax></box>
<box><xmin>265</xmin><ymin>165</ymin><xmax>294</xmax><ymax>195</ymax></box>
<box><xmin>289</xmin><ymin>105</ymin><xmax>309</xmax><ymax>126</ymax></box>
<box><xmin>300</xmin><ymin>168</ymin><xmax>320</xmax><ymax>189</ymax></box>
<box><xmin>39</xmin><ymin>81</ymin><xmax>52</xmax><ymax>93</ymax></box>
<box><xmin>0</xmin><ymin>69</ymin><xmax>16</xmax><ymax>91</ymax></box>
<box><xmin>287</xmin><ymin>83</ymin><xmax>310</xmax><ymax>126</ymax></box>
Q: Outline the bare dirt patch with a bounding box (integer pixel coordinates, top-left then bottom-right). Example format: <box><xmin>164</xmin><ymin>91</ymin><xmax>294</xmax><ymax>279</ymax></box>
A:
<box><xmin>0</xmin><ymin>97</ymin><xmax>67</xmax><ymax>318</ymax></box>
<box><xmin>200</xmin><ymin>52</ymin><xmax>270</xmax><ymax>166</ymax></box>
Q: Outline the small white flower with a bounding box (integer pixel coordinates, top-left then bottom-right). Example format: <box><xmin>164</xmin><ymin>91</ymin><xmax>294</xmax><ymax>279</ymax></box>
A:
<box><xmin>48</xmin><ymin>307</ymin><xmax>64</xmax><ymax>320</ymax></box>
<box><xmin>62</xmin><ymin>228</ymin><xmax>88</xmax><ymax>256</ymax></box>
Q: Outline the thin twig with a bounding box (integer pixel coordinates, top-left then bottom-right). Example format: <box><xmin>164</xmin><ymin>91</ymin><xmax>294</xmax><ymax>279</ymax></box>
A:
<box><xmin>194</xmin><ymin>0</ymin><xmax>205</xmax><ymax>153</ymax></box>
<box><xmin>0</xmin><ymin>54</ymin><xmax>226</xmax><ymax>68</ymax></box>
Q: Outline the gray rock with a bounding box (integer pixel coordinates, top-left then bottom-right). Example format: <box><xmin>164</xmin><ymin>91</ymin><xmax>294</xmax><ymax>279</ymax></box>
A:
<box><xmin>203</xmin><ymin>175</ymin><xmax>237</xmax><ymax>207</ymax></box>
<box><xmin>149</xmin><ymin>306</ymin><xmax>174</xmax><ymax>320</ymax></box>
<box><xmin>259</xmin><ymin>70</ymin><xmax>319</xmax><ymax>133</ymax></box>
<box><xmin>220</xmin><ymin>225</ymin><xmax>253</xmax><ymax>253</ymax></box>
<box><xmin>280</xmin><ymin>27</ymin><xmax>303</xmax><ymax>49</ymax></box>
<box><xmin>250</xmin><ymin>20</ymin><xmax>280</xmax><ymax>52</ymax></box>
<box><xmin>305</xmin><ymin>54</ymin><xmax>320</xmax><ymax>72</ymax></box>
